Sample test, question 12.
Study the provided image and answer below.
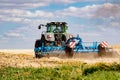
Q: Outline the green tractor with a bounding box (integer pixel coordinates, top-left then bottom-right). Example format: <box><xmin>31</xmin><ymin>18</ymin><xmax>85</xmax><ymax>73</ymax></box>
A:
<box><xmin>35</xmin><ymin>22</ymin><xmax>72</xmax><ymax>58</ymax></box>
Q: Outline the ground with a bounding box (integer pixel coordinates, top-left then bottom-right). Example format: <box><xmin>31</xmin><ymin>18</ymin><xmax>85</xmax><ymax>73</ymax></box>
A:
<box><xmin>0</xmin><ymin>47</ymin><xmax>120</xmax><ymax>68</ymax></box>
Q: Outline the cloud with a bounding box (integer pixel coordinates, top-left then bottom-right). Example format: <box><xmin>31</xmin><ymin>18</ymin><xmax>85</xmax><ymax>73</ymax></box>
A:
<box><xmin>3</xmin><ymin>31</ymin><xmax>23</xmax><ymax>38</ymax></box>
<box><xmin>110</xmin><ymin>21</ymin><xmax>120</xmax><ymax>27</ymax></box>
<box><xmin>0</xmin><ymin>24</ymin><xmax>44</xmax><ymax>48</ymax></box>
<box><xmin>0</xmin><ymin>0</ymin><xmax>102</xmax><ymax>9</ymax></box>
<box><xmin>94</xmin><ymin>3</ymin><xmax>120</xmax><ymax>18</ymax></box>
<box><xmin>0</xmin><ymin>0</ymin><xmax>119</xmax><ymax>10</ymax></box>
<box><xmin>0</xmin><ymin>3</ymin><xmax>47</xmax><ymax>9</ymax></box>
<box><xmin>0</xmin><ymin>29</ymin><xmax>24</xmax><ymax>45</ymax></box>
<box><xmin>0</xmin><ymin>9</ymin><xmax>54</xmax><ymax>23</ymax></box>
<box><xmin>0</xmin><ymin>0</ymin><xmax>50</xmax><ymax>9</ymax></box>
<box><xmin>53</xmin><ymin>0</ymin><xmax>97</xmax><ymax>4</ymax></box>
<box><xmin>0</xmin><ymin>9</ymin><xmax>54</xmax><ymax>18</ymax></box>
<box><xmin>0</xmin><ymin>0</ymin><xmax>56</xmax><ymax>9</ymax></box>
<box><xmin>106</xmin><ymin>0</ymin><xmax>120</xmax><ymax>4</ymax></box>
<box><xmin>0</xmin><ymin>35</ymin><xmax>8</xmax><ymax>42</ymax></box>
<box><xmin>1</xmin><ymin>23</ymin><xmax>43</xmax><ymax>40</ymax></box>
<box><xmin>56</xmin><ymin>3</ymin><xmax>120</xmax><ymax>19</ymax></box>
<box><xmin>54</xmin><ymin>0</ymin><xmax>120</xmax><ymax>5</ymax></box>
<box><xmin>1</xmin><ymin>3</ymin><xmax>119</xmax><ymax>20</ymax></box>
<box><xmin>4</xmin><ymin>32</ymin><xmax>22</xmax><ymax>37</ymax></box>
<box><xmin>0</xmin><ymin>16</ymin><xmax>25</xmax><ymax>22</ymax></box>
<box><xmin>1</xmin><ymin>1</ymin><xmax>119</xmax><ymax>24</ymax></box>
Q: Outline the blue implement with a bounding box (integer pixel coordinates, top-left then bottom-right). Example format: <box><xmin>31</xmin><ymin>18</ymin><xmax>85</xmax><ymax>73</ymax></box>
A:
<box><xmin>34</xmin><ymin>36</ymin><xmax>100</xmax><ymax>54</ymax></box>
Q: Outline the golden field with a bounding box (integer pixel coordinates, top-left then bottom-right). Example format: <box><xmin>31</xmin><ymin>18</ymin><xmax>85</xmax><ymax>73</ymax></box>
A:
<box><xmin>111</xmin><ymin>44</ymin><xmax>120</xmax><ymax>49</ymax></box>
<box><xmin>0</xmin><ymin>45</ymin><xmax>120</xmax><ymax>68</ymax></box>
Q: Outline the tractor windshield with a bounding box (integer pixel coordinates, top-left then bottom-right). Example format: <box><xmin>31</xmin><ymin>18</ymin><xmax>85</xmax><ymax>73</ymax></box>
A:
<box><xmin>53</xmin><ymin>26</ymin><xmax>63</xmax><ymax>33</ymax></box>
<box><xmin>47</xmin><ymin>25</ymin><xmax>65</xmax><ymax>33</ymax></box>
<box><xmin>46</xmin><ymin>22</ymin><xmax>67</xmax><ymax>33</ymax></box>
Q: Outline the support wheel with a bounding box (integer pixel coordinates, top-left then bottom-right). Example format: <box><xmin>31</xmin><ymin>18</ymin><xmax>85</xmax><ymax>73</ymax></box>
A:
<box><xmin>98</xmin><ymin>44</ymin><xmax>106</xmax><ymax>57</ymax></box>
<box><xmin>65</xmin><ymin>46</ymin><xmax>74</xmax><ymax>58</ymax></box>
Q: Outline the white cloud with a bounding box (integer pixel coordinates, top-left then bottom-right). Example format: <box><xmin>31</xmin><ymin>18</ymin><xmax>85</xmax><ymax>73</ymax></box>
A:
<box><xmin>0</xmin><ymin>0</ymin><xmax>119</xmax><ymax>10</ymax></box>
<box><xmin>56</xmin><ymin>6</ymin><xmax>96</xmax><ymax>18</ymax></box>
<box><xmin>55</xmin><ymin>0</ymin><xmax>76</xmax><ymax>4</ymax></box>
<box><xmin>0</xmin><ymin>24</ymin><xmax>44</xmax><ymax>48</ymax></box>
<box><xmin>94</xmin><ymin>3</ymin><xmax>120</xmax><ymax>18</ymax></box>
<box><xmin>0</xmin><ymin>0</ymin><xmax>50</xmax><ymax>9</ymax></box>
<box><xmin>1</xmin><ymin>3</ymin><xmax>119</xmax><ymax>20</ymax></box>
<box><xmin>0</xmin><ymin>0</ymin><xmax>102</xmax><ymax>9</ymax></box>
<box><xmin>0</xmin><ymin>3</ymin><xmax>46</xmax><ymax>9</ymax></box>
<box><xmin>0</xmin><ymin>0</ymin><xmax>63</xmax><ymax>9</ymax></box>
<box><xmin>4</xmin><ymin>32</ymin><xmax>23</xmax><ymax>37</ymax></box>
<box><xmin>110</xmin><ymin>21</ymin><xmax>120</xmax><ymax>27</ymax></box>
<box><xmin>55</xmin><ymin>3</ymin><xmax>120</xmax><ymax>19</ymax></box>
<box><xmin>0</xmin><ymin>9</ymin><xmax>54</xmax><ymax>23</ymax></box>
<box><xmin>1</xmin><ymin>23</ymin><xmax>45</xmax><ymax>40</ymax></box>
<box><xmin>80</xmin><ymin>32</ymin><xmax>100</xmax><ymax>36</ymax></box>
<box><xmin>30</xmin><ymin>10</ymin><xmax>54</xmax><ymax>18</ymax></box>
<box><xmin>53</xmin><ymin>0</ymin><xmax>120</xmax><ymax>5</ymax></box>
<box><xmin>0</xmin><ymin>9</ymin><xmax>54</xmax><ymax>18</ymax></box>
<box><xmin>1</xmin><ymin>1</ymin><xmax>119</xmax><ymax>24</ymax></box>
<box><xmin>53</xmin><ymin>0</ymin><xmax>105</xmax><ymax>4</ymax></box>
<box><xmin>0</xmin><ymin>16</ymin><xmax>24</xmax><ymax>22</ymax></box>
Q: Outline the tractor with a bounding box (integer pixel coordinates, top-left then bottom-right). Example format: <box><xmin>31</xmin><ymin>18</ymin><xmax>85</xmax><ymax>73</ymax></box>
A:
<box><xmin>34</xmin><ymin>22</ymin><xmax>110</xmax><ymax>58</ymax></box>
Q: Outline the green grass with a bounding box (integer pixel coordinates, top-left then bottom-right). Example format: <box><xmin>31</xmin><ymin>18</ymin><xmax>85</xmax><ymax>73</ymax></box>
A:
<box><xmin>83</xmin><ymin>71</ymin><xmax>120</xmax><ymax>80</ymax></box>
<box><xmin>0</xmin><ymin>63</ymin><xmax>120</xmax><ymax>80</ymax></box>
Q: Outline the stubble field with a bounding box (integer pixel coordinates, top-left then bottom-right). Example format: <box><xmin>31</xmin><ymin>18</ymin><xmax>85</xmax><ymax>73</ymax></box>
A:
<box><xmin>0</xmin><ymin>45</ymin><xmax>120</xmax><ymax>68</ymax></box>
<box><xmin>0</xmin><ymin>46</ymin><xmax>120</xmax><ymax>80</ymax></box>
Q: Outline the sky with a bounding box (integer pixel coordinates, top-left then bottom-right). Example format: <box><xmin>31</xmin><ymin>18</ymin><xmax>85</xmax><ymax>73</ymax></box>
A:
<box><xmin>0</xmin><ymin>0</ymin><xmax>120</xmax><ymax>49</ymax></box>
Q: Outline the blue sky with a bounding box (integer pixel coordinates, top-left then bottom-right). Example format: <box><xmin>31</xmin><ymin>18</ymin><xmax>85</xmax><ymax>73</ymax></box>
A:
<box><xmin>0</xmin><ymin>0</ymin><xmax>120</xmax><ymax>49</ymax></box>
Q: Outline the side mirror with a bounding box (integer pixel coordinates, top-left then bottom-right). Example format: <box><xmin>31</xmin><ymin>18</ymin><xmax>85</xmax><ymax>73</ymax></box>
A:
<box><xmin>38</xmin><ymin>24</ymin><xmax>44</xmax><ymax>29</ymax></box>
<box><xmin>38</xmin><ymin>25</ymin><xmax>41</xmax><ymax>29</ymax></box>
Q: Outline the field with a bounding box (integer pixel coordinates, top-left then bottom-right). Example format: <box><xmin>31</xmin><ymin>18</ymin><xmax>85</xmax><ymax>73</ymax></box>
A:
<box><xmin>0</xmin><ymin>46</ymin><xmax>120</xmax><ymax>80</ymax></box>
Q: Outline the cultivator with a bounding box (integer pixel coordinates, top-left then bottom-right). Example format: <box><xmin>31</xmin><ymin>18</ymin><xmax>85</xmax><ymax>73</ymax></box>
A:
<box><xmin>34</xmin><ymin>22</ymin><xmax>110</xmax><ymax>58</ymax></box>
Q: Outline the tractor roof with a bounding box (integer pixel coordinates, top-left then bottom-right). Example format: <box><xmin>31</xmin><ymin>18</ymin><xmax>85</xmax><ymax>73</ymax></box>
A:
<box><xmin>46</xmin><ymin>22</ymin><xmax>67</xmax><ymax>26</ymax></box>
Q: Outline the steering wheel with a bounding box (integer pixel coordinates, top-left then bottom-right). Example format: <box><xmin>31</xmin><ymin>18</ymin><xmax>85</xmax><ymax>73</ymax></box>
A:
<box><xmin>53</xmin><ymin>28</ymin><xmax>60</xmax><ymax>33</ymax></box>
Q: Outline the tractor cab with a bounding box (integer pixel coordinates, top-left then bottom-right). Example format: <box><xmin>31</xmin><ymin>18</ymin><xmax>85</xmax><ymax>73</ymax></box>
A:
<box><xmin>37</xmin><ymin>22</ymin><xmax>71</xmax><ymax>48</ymax></box>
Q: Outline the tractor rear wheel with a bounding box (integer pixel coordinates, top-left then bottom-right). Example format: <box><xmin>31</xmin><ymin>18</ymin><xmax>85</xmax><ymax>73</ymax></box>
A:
<box><xmin>35</xmin><ymin>39</ymin><xmax>42</xmax><ymax>48</ymax></box>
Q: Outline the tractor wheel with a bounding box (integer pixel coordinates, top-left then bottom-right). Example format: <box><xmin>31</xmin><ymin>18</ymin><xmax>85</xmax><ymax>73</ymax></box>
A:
<box><xmin>35</xmin><ymin>35</ymin><xmax>46</xmax><ymax>48</ymax></box>
<box><xmin>35</xmin><ymin>39</ymin><xmax>41</xmax><ymax>48</ymax></box>
<box><xmin>65</xmin><ymin>46</ymin><xmax>74</xmax><ymax>58</ymax></box>
<box><xmin>98</xmin><ymin>44</ymin><xmax>106</xmax><ymax>57</ymax></box>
